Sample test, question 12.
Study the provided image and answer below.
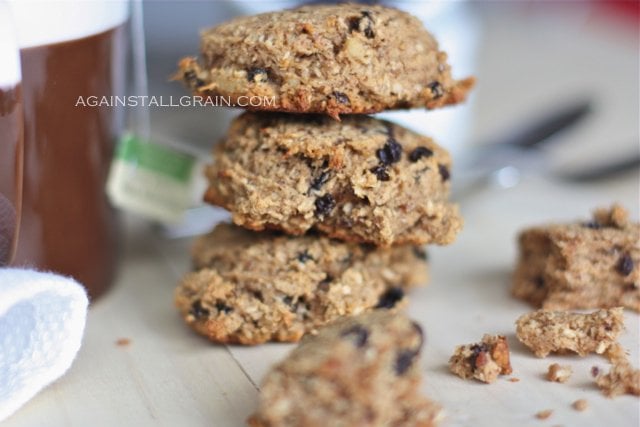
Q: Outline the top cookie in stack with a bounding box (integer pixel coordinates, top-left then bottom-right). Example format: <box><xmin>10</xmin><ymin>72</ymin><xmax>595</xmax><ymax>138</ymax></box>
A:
<box><xmin>178</xmin><ymin>3</ymin><xmax>474</xmax><ymax>119</ymax></box>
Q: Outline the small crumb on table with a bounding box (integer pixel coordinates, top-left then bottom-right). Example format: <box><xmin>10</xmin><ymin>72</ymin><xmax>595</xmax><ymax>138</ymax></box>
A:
<box><xmin>508</xmin><ymin>377</ymin><xmax>520</xmax><ymax>383</ymax></box>
<box><xmin>115</xmin><ymin>338</ymin><xmax>131</xmax><ymax>347</ymax></box>
<box><xmin>547</xmin><ymin>363</ymin><xmax>572</xmax><ymax>383</ymax></box>
<box><xmin>572</xmin><ymin>399</ymin><xmax>588</xmax><ymax>411</ymax></box>
<box><xmin>535</xmin><ymin>409</ymin><xmax>553</xmax><ymax>420</ymax></box>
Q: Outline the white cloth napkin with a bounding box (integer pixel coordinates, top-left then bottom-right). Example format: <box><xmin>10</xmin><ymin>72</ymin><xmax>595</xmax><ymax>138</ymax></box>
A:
<box><xmin>0</xmin><ymin>268</ymin><xmax>88</xmax><ymax>422</ymax></box>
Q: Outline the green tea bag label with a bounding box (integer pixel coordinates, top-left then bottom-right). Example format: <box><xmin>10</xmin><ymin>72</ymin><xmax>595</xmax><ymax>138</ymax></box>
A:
<box><xmin>107</xmin><ymin>134</ymin><xmax>199</xmax><ymax>223</ymax></box>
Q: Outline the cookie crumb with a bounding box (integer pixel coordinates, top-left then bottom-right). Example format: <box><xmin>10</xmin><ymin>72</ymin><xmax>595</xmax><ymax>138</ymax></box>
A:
<box><xmin>595</xmin><ymin>361</ymin><xmax>640</xmax><ymax>397</ymax></box>
<box><xmin>115</xmin><ymin>338</ymin><xmax>131</xmax><ymax>347</ymax></box>
<box><xmin>508</xmin><ymin>377</ymin><xmax>520</xmax><ymax>382</ymax></box>
<box><xmin>572</xmin><ymin>399</ymin><xmax>588</xmax><ymax>411</ymax></box>
<box><xmin>593</xmin><ymin>203</ymin><xmax>628</xmax><ymax>229</ymax></box>
<box><xmin>547</xmin><ymin>363</ymin><xmax>572</xmax><ymax>383</ymax></box>
<box><xmin>449</xmin><ymin>334</ymin><xmax>512</xmax><ymax>384</ymax></box>
<box><xmin>535</xmin><ymin>409</ymin><xmax>553</xmax><ymax>420</ymax></box>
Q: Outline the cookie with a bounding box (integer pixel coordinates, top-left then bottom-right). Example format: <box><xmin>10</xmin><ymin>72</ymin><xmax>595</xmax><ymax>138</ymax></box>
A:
<box><xmin>204</xmin><ymin>112</ymin><xmax>462</xmax><ymax>247</ymax></box>
<box><xmin>515</xmin><ymin>308</ymin><xmax>624</xmax><ymax>359</ymax></box>
<box><xmin>595</xmin><ymin>361</ymin><xmax>640</xmax><ymax>398</ymax></box>
<box><xmin>448</xmin><ymin>334</ymin><xmax>512</xmax><ymax>384</ymax></box>
<box><xmin>512</xmin><ymin>204</ymin><xmax>640</xmax><ymax>312</ymax></box>
<box><xmin>175</xmin><ymin>223</ymin><xmax>428</xmax><ymax>345</ymax></box>
<box><xmin>247</xmin><ymin>311</ymin><xmax>443</xmax><ymax>427</ymax></box>
<box><xmin>177</xmin><ymin>4</ymin><xmax>474</xmax><ymax>119</ymax></box>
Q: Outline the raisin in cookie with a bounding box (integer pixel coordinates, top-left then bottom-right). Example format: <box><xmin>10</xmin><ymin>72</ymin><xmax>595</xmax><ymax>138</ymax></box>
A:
<box><xmin>175</xmin><ymin>223</ymin><xmax>428</xmax><ymax>345</ymax></box>
<box><xmin>248</xmin><ymin>311</ymin><xmax>443</xmax><ymax>427</ymax></box>
<box><xmin>513</xmin><ymin>204</ymin><xmax>639</xmax><ymax>312</ymax></box>
<box><xmin>515</xmin><ymin>308</ymin><xmax>624</xmax><ymax>359</ymax></box>
<box><xmin>204</xmin><ymin>112</ymin><xmax>462</xmax><ymax>247</ymax></box>
<box><xmin>448</xmin><ymin>335</ymin><xmax>512</xmax><ymax>384</ymax></box>
<box><xmin>177</xmin><ymin>4</ymin><xmax>474</xmax><ymax>119</ymax></box>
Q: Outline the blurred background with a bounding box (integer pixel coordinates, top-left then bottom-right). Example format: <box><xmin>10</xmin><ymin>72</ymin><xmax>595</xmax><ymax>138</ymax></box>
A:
<box><xmin>141</xmin><ymin>0</ymin><xmax>639</xmax><ymax>182</ymax></box>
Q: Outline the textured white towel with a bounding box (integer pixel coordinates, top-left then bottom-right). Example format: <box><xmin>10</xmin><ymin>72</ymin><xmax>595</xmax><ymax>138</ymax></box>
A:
<box><xmin>0</xmin><ymin>268</ymin><xmax>88</xmax><ymax>422</ymax></box>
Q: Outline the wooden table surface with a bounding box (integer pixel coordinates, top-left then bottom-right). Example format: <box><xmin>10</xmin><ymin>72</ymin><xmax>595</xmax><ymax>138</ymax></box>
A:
<box><xmin>4</xmin><ymin>4</ymin><xmax>639</xmax><ymax>427</ymax></box>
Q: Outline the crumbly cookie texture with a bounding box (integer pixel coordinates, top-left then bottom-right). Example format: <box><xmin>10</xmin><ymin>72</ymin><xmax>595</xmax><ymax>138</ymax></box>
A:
<box><xmin>595</xmin><ymin>361</ymin><xmax>640</xmax><ymax>397</ymax></box>
<box><xmin>513</xmin><ymin>204</ymin><xmax>639</xmax><ymax>312</ymax></box>
<box><xmin>205</xmin><ymin>112</ymin><xmax>462</xmax><ymax>247</ymax></box>
<box><xmin>175</xmin><ymin>223</ymin><xmax>428</xmax><ymax>345</ymax></box>
<box><xmin>448</xmin><ymin>335</ymin><xmax>512</xmax><ymax>384</ymax></box>
<box><xmin>515</xmin><ymin>308</ymin><xmax>624</xmax><ymax>359</ymax></box>
<box><xmin>177</xmin><ymin>4</ymin><xmax>474</xmax><ymax>119</ymax></box>
<box><xmin>546</xmin><ymin>363</ymin><xmax>572</xmax><ymax>383</ymax></box>
<box><xmin>248</xmin><ymin>311</ymin><xmax>443</xmax><ymax>427</ymax></box>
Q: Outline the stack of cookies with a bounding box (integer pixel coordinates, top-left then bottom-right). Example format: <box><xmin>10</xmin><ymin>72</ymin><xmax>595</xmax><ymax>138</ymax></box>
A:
<box><xmin>174</xmin><ymin>4</ymin><xmax>473</xmax><ymax>345</ymax></box>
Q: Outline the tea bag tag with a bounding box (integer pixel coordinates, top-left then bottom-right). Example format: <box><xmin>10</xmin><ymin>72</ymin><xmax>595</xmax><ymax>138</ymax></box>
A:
<box><xmin>107</xmin><ymin>134</ymin><xmax>201</xmax><ymax>223</ymax></box>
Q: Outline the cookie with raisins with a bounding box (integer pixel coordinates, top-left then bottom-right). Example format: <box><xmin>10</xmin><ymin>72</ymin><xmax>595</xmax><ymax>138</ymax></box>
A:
<box><xmin>175</xmin><ymin>223</ymin><xmax>429</xmax><ymax>344</ymax></box>
<box><xmin>177</xmin><ymin>4</ymin><xmax>474</xmax><ymax>119</ymax></box>
<box><xmin>248</xmin><ymin>311</ymin><xmax>442</xmax><ymax>426</ymax></box>
<box><xmin>204</xmin><ymin>112</ymin><xmax>462</xmax><ymax>247</ymax></box>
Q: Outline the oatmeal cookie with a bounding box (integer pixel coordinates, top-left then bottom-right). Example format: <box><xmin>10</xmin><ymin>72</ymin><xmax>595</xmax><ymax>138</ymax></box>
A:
<box><xmin>448</xmin><ymin>335</ymin><xmax>512</xmax><ymax>384</ymax></box>
<box><xmin>513</xmin><ymin>204</ymin><xmax>639</xmax><ymax>312</ymax></box>
<box><xmin>515</xmin><ymin>308</ymin><xmax>624</xmax><ymax>359</ymax></box>
<box><xmin>177</xmin><ymin>4</ymin><xmax>474</xmax><ymax>119</ymax></box>
<box><xmin>175</xmin><ymin>223</ymin><xmax>428</xmax><ymax>345</ymax></box>
<box><xmin>248</xmin><ymin>311</ymin><xmax>443</xmax><ymax>427</ymax></box>
<box><xmin>204</xmin><ymin>112</ymin><xmax>462</xmax><ymax>247</ymax></box>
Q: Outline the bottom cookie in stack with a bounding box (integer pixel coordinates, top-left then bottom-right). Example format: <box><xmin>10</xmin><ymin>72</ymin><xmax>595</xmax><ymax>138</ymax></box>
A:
<box><xmin>175</xmin><ymin>223</ymin><xmax>429</xmax><ymax>345</ymax></box>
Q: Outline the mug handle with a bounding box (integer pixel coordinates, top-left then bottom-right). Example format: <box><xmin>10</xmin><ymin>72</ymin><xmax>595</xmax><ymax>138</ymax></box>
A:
<box><xmin>0</xmin><ymin>1</ymin><xmax>23</xmax><ymax>266</ymax></box>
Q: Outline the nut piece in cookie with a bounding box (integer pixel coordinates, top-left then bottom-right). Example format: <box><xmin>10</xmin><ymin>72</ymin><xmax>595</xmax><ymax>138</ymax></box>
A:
<box><xmin>248</xmin><ymin>311</ymin><xmax>443</xmax><ymax>427</ymax></box>
<box><xmin>513</xmin><ymin>204</ymin><xmax>640</xmax><ymax>312</ymax></box>
<box><xmin>595</xmin><ymin>361</ymin><xmax>640</xmax><ymax>398</ymax></box>
<box><xmin>204</xmin><ymin>113</ymin><xmax>462</xmax><ymax>247</ymax></box>
<box><xmin>546</xmin><ymin>363</ymin><xmax>572</xmax><ymax>383</ymax></box>
<box><xmin>175</xmin><ymin>223</ymin><xmax>428</xmax><ymax>344</ymax></box>
<box><xmin>177</xmin><ymin>4</ymin><xmax>474</xmax><ymax>119</ymax></box>
<box><xmin>515</xmin><ymin>308</ymin><xmax>624</xmax><ymax>359</ymax></box>
<box><xmin>448</xmin><ymin>334</ymin><xmax>512</xmax><ymax>384</ymax></box>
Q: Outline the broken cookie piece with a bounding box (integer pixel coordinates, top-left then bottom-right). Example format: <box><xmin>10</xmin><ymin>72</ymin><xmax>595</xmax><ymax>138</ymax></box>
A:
<box><xmin>248</xmin><ymin>311</ymin><xmax>443</xmax><ymax>427</ymax></box>
<box><xmin>449</xmin><ymin>334</ymin><xmax>512</xmax><ymax>383</ymax></box>
<box><xmin>596</xmin><ymin>361</ymin><xmax>640</xmax><ymax>398</ymax></box>
<box><xmin>546</xmin><ymin>363</ymin><xmax>572</xmax><ymax>383</ymax></box>
<box><xmin>512</xmin><ymin>204</ymin><xmax>639</xmax><ymax>312</ymax></box>
<box><xmin>515</xmin><ymin>308</ymin><xmax>624</xmax><ymax>359</ymax></box>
